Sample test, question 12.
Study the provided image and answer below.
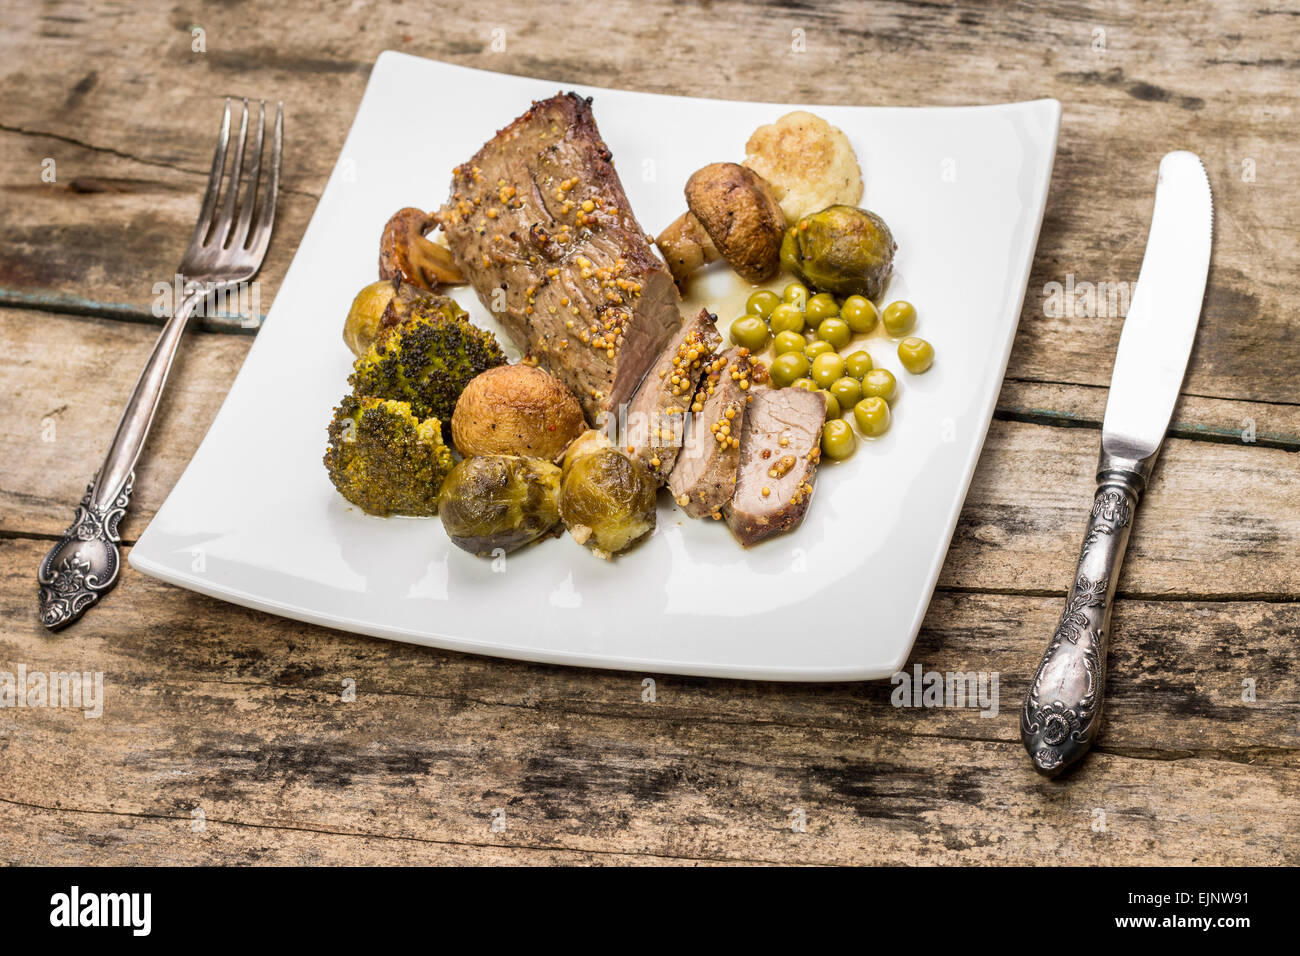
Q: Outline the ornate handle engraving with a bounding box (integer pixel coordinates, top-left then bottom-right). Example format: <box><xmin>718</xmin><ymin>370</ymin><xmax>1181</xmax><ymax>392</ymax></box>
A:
<box><xmin>1021</xmin><ymin>472</ymin><xmax>1139</xmax><ymax>775</ymax></box>
<box><xmin>37</xmin><ymin>473</ymin><xmax>134</xmax><ymax>630</ymax></box>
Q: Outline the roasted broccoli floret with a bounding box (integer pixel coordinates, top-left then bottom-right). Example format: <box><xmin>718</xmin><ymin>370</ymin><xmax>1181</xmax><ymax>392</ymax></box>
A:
<box><xmin>324</xmin><ymin>395</ymin><xmax>455</xmax><ymax>516</ymax></box>
<box><xmin>348</xmin><ymin>296</ymin><xmax>506</xmax><ymax>441</ymax></box>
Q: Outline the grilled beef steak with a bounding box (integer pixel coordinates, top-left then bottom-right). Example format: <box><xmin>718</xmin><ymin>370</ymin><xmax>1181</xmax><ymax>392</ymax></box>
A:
<box><xmin>668</xmin><ymin>347</ymin><xmax>753</xmax><ymax>518</ymax></box>
<box><xmin>624</xmin><ymin>308</ymin><xmax>722</xmax><ymax>481</ymax></box>
<box><xmin>725</xmin><ymin>387</ymin><xmax>826</xmax><ymax>545</ymax></box>
<box><xmin>438</xmin><ymin>93</ymin><xmax>681</xmax><ymax>425</ymax></box>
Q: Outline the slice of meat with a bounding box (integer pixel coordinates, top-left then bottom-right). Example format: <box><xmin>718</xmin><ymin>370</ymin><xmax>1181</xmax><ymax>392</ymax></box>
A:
<box><xmin>438</xmin><ymin>92</ymin><xmax>680</xmax><ymax>425</ymax></box>
<box><xmin>668</xmin><ymin>347</ymin><xmax>753</xmax><ymax>518</ymax></box>
<box><xmin>623</xmin><ymin>308</ymin><xmax>722</xmax><ymax>481</ymax></box>
<box><xmin>725</xmin><ymin>387</ymin><xmax>826</xmax><ymax>545</ymax></box>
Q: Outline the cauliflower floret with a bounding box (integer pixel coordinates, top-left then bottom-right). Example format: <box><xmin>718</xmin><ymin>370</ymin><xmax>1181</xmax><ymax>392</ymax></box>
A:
<box><xmin>743</xmin><ymin>111</ymin><xmax>863</xmax><ymax>225</ymax></box>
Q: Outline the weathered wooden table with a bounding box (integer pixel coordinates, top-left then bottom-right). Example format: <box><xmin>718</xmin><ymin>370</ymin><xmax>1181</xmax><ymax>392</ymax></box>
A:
<box><xmin>2</xmin><ymin>0</ymin><xmax>1296</xmax><ymax>865</ymax></box>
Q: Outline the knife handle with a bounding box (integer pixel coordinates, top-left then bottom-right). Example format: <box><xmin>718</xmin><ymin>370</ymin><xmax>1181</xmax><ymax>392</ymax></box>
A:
<box><xmin>1021</xmin><ymin>462</ymin><xmax>1143</xmax><ymax>775</ymax></box>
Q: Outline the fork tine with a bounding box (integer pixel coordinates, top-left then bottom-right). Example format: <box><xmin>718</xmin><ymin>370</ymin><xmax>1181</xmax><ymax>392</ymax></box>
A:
<box><xmin>230</xmin><ymin>101</ymin><xmax>266</xmax><ymax>250</ymax></box>
<box><xmin>188</xmin><ymin>98</ymin><xmax>231</xmax><ymax>250</ymax></box>
<box><xmin>246</xmin><ymin>102</ymin><xmax>282</xmax><ymax>266</ymax></box>
<box><xmin>210</xmin><ymin>98</ymin><xmax>249</xmax><ymax>248</ymax></box>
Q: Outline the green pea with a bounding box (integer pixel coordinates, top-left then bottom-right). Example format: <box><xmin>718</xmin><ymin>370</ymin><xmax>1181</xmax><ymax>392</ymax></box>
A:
<box><xmin>882</xmin><ymin>300</ymin><xmax>917</xmax><ymax>336</ymax></box>
<box><xmin>770</xmin><ymin>302</ymin><xmax>806</xmax><ymax>334</ymax></box>
<box><xmin>803</xmin><ymin>339</ymin><xmax>835</xmax><ymax>360</ymax></box>
<box><xmin>730</xmin><ymin>315</ymin><xmax>770</xmax><ymax>352</ymax></box>
<box><xmin>773</xmin><ymin>330</ymin><xmax>807</xmax><ymax>356</ymax></box>
<box><xmin>817</xmin><ymin>317</ymin><xmax>852</xmax><ymax>350</ymax></box>
<box><xmin>746</xmin><ymin>289</ymin><xmax>780</xmax><ymax>317</ymax></box>
<box><xmin>822</xmin><ymin>391</ymin><xmax>842</xmax><ymax>421</ymax></box>
<box><xmin>805</xmin><ymin>292</ymin><xmax>840</xmax><ymax>322</ymax></box>
<box><xmin>829</xmin><ymin>376</ymin><xmax>863</xmax><ymax>413</ymax></box>
<box><xmin>898</xmin><ymin>336</ymin><xmax>935</xmax><ymax>373</ymax></box>
<box><xmin>811</xmin><ymin>352</ymin><xmax>846</xmax><ymax>389</ymax></box>
<box><xmin>845</xmin><ymin>350</ymin><xmax>874</xmax><ymax>379</ymax></box>
<box><xmin>791</xmin><ymin>377</ymin><xmax>817</xmax><ymax>392</ymax></box>
<box><xmin>782</xmin><ymin>281</ymin><xmax>809</xmax><ymax>308</ymax></box>
<box><xmin>853</xmin><ymin>396</ymin><xmax>891</xmax><ymax>437</ymax></box>
<box><xmin>861</xmin><ymin>367</ymin><xmax>897</xmax><ymax>402</ymax></box>
<box><xmin>841</xmin><ymin>295</ymin><xmax>879</xmax><ymax>333</ymax></box>
<box><xmin>769</xmin><ymin>351</ymin><xmax>811</xmax><ymax>388</ymax></box>
<box><xmin>821</xmin><ymin>418</ymin><xmax>856</xmax><ymax>460</ymax></box>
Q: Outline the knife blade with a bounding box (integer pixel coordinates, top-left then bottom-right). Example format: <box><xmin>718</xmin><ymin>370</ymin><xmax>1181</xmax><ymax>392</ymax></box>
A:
<box><xmin>1021</xmin><ymin>151</ymin><xmax>1214</xmax><ymax>776</ymax></box>
<box><xmin>1102</xmin><ymin>151</ymin><xmax>1214</xmax><ymax>461</ymax></box>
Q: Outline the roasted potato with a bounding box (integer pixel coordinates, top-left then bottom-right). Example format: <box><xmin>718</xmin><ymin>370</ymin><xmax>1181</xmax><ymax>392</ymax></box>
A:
<box><xmin>451</xmin><ymin>365</ymin><xmax>586</xmax><ymax>460</ymax></box>
<box><xmin>437</xmin><ymin>455</ymin><xmax>562</xmax><ymax>556</ymax></box>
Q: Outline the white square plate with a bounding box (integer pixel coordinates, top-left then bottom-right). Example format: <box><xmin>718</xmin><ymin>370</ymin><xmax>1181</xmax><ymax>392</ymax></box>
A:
<box><xmin>130</xmin><ymin>52</ymin><xmax>1059</xmax><ymax>681</ymax></box>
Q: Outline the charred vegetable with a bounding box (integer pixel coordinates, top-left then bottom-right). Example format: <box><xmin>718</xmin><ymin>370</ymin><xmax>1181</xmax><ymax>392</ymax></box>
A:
<box><xmin>349</xmin><ymin>295</ymin><xmax>507</xmax><ymax>439</ymax></box>
<box><xmin>324</xmin><ymin>395</ymin><xmax>454</xmax><ymax>516</ymax></box>
<box><xmin>779</xmin><ymin>205</ymin><xmax>896</xmax><ymax>300</ymax></box>
<box><xmin>437</xmin><ymin>455</ymin><xmax>562</xmax><ymax>556</ymax></box>
<box><xmin>378</xmin><ymin>207</ymin><xmax>465</xmax><ymax>291</ymax></box>
<box><xmin>559</xmin><ymin>445</ymin><xmax>657</xmax><ymax>557</ymax></box>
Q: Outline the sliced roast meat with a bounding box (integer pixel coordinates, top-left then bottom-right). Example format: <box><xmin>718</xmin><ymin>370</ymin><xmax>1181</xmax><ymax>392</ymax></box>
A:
<box><xmin>438</xmin><ymin>92</ymin><xmax>680</xmax><ymax>425</ymax></box>
<box><xmin>725</xmin><ymin>387</ymin><xmax>826</xmax><ymax>546</ymax></box>
<box><xmin>668</xmin><ymin>348</ymin><xmax>753</xmax><ymax>518</ymax></box>
<box><xmin>624</xmin><ymin>308</ymin><xmax>722</xmax><ymax>481</ymax></box>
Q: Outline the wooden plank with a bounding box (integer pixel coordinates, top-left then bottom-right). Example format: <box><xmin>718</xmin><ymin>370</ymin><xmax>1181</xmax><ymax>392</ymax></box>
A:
<box><xmin>1</xmin><ymin>0</ymin><xmax>1297</xmax><ymax>406</ymax></box>
<box><xmin>0</xmin><ymin>308</ymin><xmax>252</xmax><ymax>541</ymax></box>
<box><xmin>1</xmin><ymin>535</ymin><xmax>1295</xmax><ymax>759</ymax></box>
<box><xmin>0</xmin><ymin>800</ymin><xmax>695</xmax><ymax>866</ymax></box>
<box><xmin>1</xmin><ymin>536</ymin><xmax>1296</xmax><ymax>865</ymax></box>
<box><xmin>999</xmin><ymin>380</ymin><xmax>1300</xmax><ymax>452</ymax></box>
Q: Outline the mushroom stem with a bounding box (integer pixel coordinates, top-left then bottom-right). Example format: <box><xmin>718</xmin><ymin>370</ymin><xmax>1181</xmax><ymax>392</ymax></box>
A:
<box><xmin>379</xmin><ymin>207</ymin><xmax>466</xmax><ymax>291</ymax></box>
<box><xmin>656</xmin><ymin>210</ymin><xmax>720</xmax><ymax>285</ymax></box>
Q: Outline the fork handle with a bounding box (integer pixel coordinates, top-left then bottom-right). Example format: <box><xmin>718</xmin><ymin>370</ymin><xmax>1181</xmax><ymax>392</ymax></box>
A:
<box><xmin>38</xmin><ymin>287</ymin><xmax>208</xmax><ymax>629</ymax></box>
<box><xmin>92</xmin><ymin>286</ymin><xmax>207</xmax><ymax>510</ymax></box>
<box><xmin>1020</xmin><ymin>456</ymin><xmax>1145</xmax><ymax>776</ymax></box>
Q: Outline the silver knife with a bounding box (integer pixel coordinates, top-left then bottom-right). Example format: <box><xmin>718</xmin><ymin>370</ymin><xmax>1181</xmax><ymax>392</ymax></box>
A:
<box><xmin>1021</xmin><ymin>151</ymin><xmax>1214</xmax><ymax>776</ymax></box>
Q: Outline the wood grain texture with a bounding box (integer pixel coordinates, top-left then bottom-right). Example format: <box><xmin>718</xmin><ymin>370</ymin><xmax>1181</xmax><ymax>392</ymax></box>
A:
<box><xmin>1</xmin><ymin>0</ymin><xmax>1296</xmax><ymax>865</ymax></box>
<box><xmin>1</xmin><ymin>537</ymin><xmax>1296</xmax><ymax>865</ymax></box>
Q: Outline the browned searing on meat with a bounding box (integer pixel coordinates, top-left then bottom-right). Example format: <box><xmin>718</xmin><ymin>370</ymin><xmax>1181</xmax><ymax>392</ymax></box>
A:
<box><xmin>438</xmin><ymin>93</ymin><xmax>681</xmax><ymax>425</ymax></box>
<box><xmin>725</xmin><ymin>387</ymin><xmax>826</xmax><ymax>545</ymax></box>
<box><xmin>668</xmin><ymin>347</ymin><xmax>753</xmax><ymax>518</ymax></box>
<box><xmin>623</xmin><ymin>308</ymin><xmax>722</xmax><ymax>481</ymax></box>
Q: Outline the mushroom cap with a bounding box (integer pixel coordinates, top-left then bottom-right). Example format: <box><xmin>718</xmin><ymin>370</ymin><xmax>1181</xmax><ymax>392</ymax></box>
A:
<box><xmin>683</xmin><ymin>163</ymin><xmax>785</xmax><ymax>283</ymax></box>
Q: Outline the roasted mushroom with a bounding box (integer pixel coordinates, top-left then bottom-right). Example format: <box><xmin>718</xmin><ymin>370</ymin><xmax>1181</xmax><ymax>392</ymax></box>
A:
<box><xmin>378</xmin><ymin>207</ymin><xmax>466</xmax><ymax>291</ymax></box>
<box><xmin>780</xmin><ymin>205</ymin><xmax>896</xmax><ymax>300</ymax></box>
<box><xmin>451</xmin><ymin>365</ymin><xmax>586</xmax><ymax>460</ymax></box>
<box><xmin>437</xmin><ymin>455</ymin><xmax>563</xmax><ymax>556</ymax></box>
<box><xmin>656</xmin><ymin>163</ymin><xmax>785</xmax><ymax>286</ymax></box>
<box><xmin>559</xmin><ymin>445</ymin><xmax>657</xmax><ymax>558</ymax></box>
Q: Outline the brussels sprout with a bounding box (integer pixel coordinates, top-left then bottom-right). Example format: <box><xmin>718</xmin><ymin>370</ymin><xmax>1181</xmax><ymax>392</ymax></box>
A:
<box><xmin>560</xmin><ymin>447</ymin><xmax>656</xmax><ymax>557</ymax></box>
<box><xmin>779</xmin><ymin>205</ymin><xmax>896</xmax><ymax>300</ymax></box>
<box><xmin>437</xmin><ymin>455</ymin><xmax>562</xmax><ymax>556</ymax></box>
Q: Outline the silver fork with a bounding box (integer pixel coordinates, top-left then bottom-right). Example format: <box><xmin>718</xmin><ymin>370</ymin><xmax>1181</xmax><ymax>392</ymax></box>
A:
<box><xmin>37</xmin><ymin>98</ymin><xmax>283</xmax><ymax>630</ymax></box>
